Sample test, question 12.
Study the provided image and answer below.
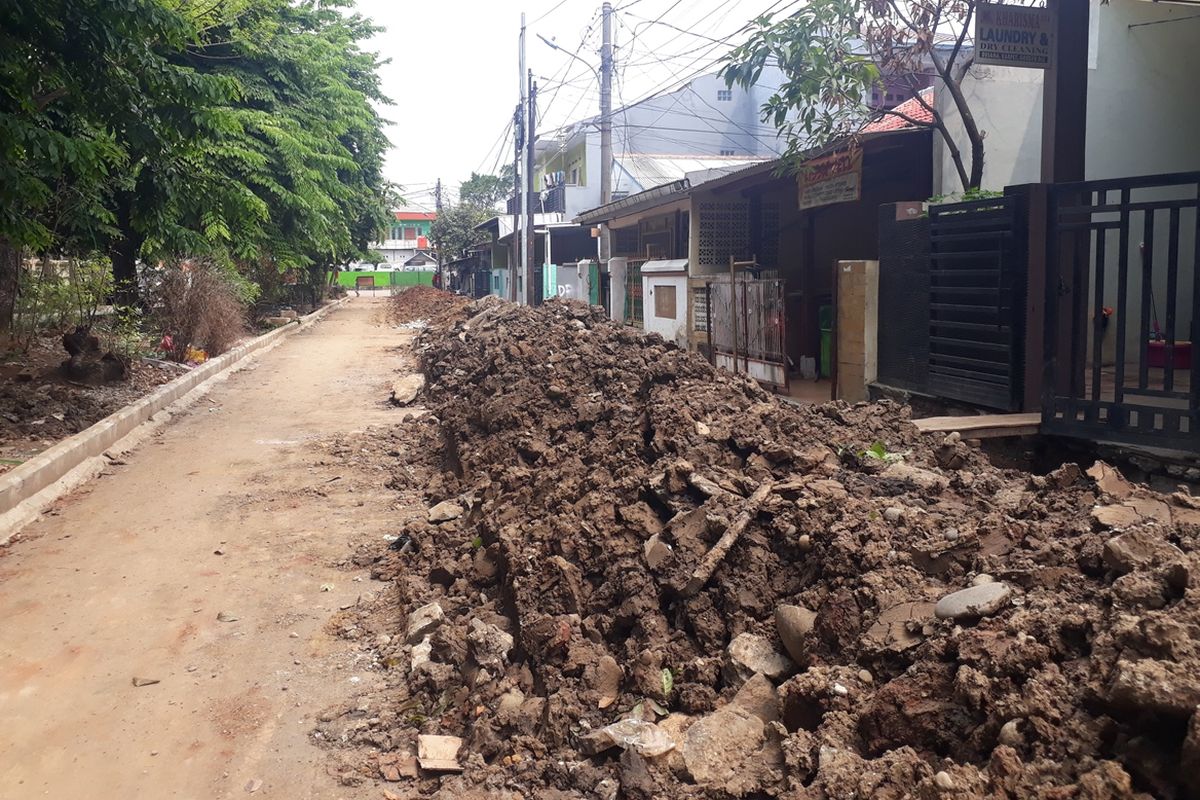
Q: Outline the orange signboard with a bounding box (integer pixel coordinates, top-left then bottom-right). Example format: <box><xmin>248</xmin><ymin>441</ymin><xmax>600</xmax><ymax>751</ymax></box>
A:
<box><xmin>798</xmin><ymin>148</ymin><xmax>863</xmax><ymax>210</ymax></box>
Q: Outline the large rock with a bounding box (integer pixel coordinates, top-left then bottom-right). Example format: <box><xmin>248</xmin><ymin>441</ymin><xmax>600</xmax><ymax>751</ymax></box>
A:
<box><xmin>774</xmin><ymin>604</ymin><xmax>817</xmax><ymax>664</ymax></box>
<box><xmin>881</xmin><ymin>462</ymin><xmax>950</xmax><ymax>493</ymax></box>
<box><xmin>682</xmin><ymin>707</ymin><xmax>765</xmax><ymax>793</ymax></box>
<box><xmin>725</xmin><ymin>632</ymin><xmax>794</xmax><ymax>685</ymax></box>
<box><xmin>428</xmin><ymin>500</ymin><xmax>464</xmax><ymax>523</ymax></box>
<box><xmin>391</xmin><ymin>373</ymin><xmax>425</xmax><ymax>405</ymax></box>
<box><xmin>934</xmin><ymin>583</ymin><xmax>1011</xmax><ymax>621</ymax></box>
<box><xmin>405</xmin><ymin>602</ymin><xmax>444</xmax><ymax>644</ymax></box>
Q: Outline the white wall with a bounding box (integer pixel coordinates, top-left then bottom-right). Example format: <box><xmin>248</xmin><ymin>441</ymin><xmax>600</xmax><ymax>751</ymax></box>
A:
<box><xmin>933</xmin><ymin>65</ymin><xmax>1043</xmax><ymax>196</ymax></box>
<box><xmin>1085</xmin><ymin>0</ymin><xmax>1200</xmax><ymax>180</ymax></box>
<box><xmin>934</xmin><ymin>0</ymin><xmax>1200</xmax><ymax>196</ymax></box>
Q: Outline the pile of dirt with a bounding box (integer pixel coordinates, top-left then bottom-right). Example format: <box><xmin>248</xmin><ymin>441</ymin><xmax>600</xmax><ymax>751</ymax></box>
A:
<box><xmin>0</xmin><ymin>339</ymin><xmax>178</xmax><ymax>469</ymax></box>
<box><xmin>390</xmin><ymin>286</ymin><xmax>470</xmax><ymax>328</ymax></box>
<box><xmin>328</xmin><ymin>298</ymin><xmax>1200</xmax><ymax>799</ymax></box>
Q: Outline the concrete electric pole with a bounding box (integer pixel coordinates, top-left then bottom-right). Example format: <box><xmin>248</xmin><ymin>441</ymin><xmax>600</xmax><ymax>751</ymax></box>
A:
<box><xmin>518</xmin><ymin>12</ymin><xmax>529</xmax><ymax>305</ymax></box>
<box><xmin>599</xmin><ymin>2</ymin><xmax>613</xmax><ymax>264</ymax></box>
<box><xmin>525</xmin><ymin>72</ymin><xmax>537</xmax><ymax>306</ymax></box>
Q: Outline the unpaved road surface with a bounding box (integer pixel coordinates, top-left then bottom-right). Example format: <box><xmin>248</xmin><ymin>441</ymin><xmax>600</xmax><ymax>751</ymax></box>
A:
<box><xmin>0</xmin><ymin>297</ymin><xmax>410</xmax><ymax>799</ymax></box>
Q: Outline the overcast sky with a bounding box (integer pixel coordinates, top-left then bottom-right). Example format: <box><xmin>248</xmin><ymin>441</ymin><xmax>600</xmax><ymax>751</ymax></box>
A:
<box><xmin>350</xmin><ymin>0</ymin><xmax>797</xmax><ymax>210</ymax></box>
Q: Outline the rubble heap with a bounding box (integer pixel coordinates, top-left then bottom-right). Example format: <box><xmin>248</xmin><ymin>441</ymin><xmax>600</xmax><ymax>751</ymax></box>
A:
<box><xmin>389</xmin><ymin>286</ymin><xmax>470</xmax><ymax>327</ymax></box>
<box><xmin>359</xmin><ymin>298</ymin><xmax>1200</xmax><ymax>799</ymax></box>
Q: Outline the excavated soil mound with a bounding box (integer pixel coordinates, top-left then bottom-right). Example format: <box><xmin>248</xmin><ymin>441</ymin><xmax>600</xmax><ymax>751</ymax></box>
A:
<box><xmin>344</xmin><ymin>298</ymin><xmax>1200</xmax><ymax>799</ymax></box>
<box><xmin>390</xmin><ymin>286</ymin><xmax>470</xmax><ymax>327</ymax></box>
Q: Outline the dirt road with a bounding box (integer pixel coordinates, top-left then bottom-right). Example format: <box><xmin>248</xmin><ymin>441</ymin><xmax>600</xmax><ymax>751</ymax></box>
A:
<box><xmin>0</xmin><ymin>297</ymin><xmax>409</xmax><ymax>800</ymax></box>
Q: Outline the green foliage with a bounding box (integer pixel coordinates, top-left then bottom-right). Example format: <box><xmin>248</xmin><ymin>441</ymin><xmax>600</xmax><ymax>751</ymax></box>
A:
<box><xmin>101</xmin><ymin>305</ymin><xmax>150</xmax><ymax>364</ymax></box>
<box><xmin>430</xmin><ymin>204</ymin><xmax>491</xmax><ymax>263</ymax></box>
<box><xmin>660</xmin><ymin>668</ymin><xmax>674</xmax><ymax>696</ymax></box>
<box><xmin>0</xmin><ymin>0</ymin><xmax>393</xmax><ymax>319</ymax></box>
<box><xmin>11</xmin><ymin>256</ymin><xmax>114</xmax><ymax>350</ymax></box>
<box><xmin>723</xmin><ymin>0</ymin><xmax>986</xmax><ymax>191</ymax></box>
<box><xmin>722</xmin><ymin>0</ymin><xmax>877</xmax><ymax>163</ymax></box>
<box><xmin>929</xmin><ymin>188</ymin><xmax>1003</xmax><ymax>205</ymax></box>
<box><xmin>459</xmin><ymin>167</ymin><xmax>515</xmax><ymax>210</ymax></box>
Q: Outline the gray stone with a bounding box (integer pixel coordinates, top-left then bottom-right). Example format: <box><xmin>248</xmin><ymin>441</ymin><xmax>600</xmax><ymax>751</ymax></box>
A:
<box><xmin>883</xmin><ymin>507</ymin><xmax>903</xmax><ymax>524</ymax></box>
<box><xmin>428</xmin><ymin>500</ymin><xmax>464</xmax><ymax>523</ymax></box>
<box><xmin>405</xmin><ymin>601</ymin><xmax>444</xmax><ymax>644</ymax></box>
<box><xmin>774</xmin><ymin>604</ymin><xmax>817</xmax><ymax>665</ymax></box>
<box><xmin>467</xmin><ymin>618</ymin><xmax>513</xmax><ymax>670</ymax></box>
<box><xmin>934</xmin><ymin>582</ymin><xmax>1012</xmax><ymax>621</ymax></box>
<box><xmin>725</xmin><ymin>632</ymin><xmax>794</xmax><ymax>684</ymax></box>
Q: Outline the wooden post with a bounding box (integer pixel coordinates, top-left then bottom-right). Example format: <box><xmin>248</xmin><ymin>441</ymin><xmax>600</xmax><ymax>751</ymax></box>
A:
<box><xmin>1041</xmin><ymin>0</ymin><xmax>1089</xmax><ymax>184</ymax></box>
<box><xmin>729</xmin><ymin>255</ymin><xmax>738</xmax><ymax>374</ymax></box>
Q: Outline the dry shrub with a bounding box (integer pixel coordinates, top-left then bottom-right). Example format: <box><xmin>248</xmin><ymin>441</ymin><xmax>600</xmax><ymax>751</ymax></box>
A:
<box><xmin>154</xmin><ymin>259</ymin><xmax>247</xmax><ymax>361</ymax></box>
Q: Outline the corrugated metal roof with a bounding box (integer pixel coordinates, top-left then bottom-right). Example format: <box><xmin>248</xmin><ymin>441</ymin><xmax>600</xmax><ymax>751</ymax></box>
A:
<box><xmin>615</xmin><ymin>154</ymin><xmax>767</xmax><ymax>193</ymax></box>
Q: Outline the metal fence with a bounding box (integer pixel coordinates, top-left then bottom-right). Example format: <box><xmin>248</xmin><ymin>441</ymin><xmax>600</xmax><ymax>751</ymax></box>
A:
<box><xmin>703</xmin><ymin>275</ymin><xmax>787</xmax><ymax>387</ymax></box>
<box><xmin>1043</xmin><ymin>171</ymin><xmax>1200</xmax><ymax>450</ymax></box>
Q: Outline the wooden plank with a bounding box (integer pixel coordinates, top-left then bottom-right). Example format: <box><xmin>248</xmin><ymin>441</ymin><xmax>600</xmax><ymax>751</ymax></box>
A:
<box><xmin>912</xmin><ymin>412</ymin><xmax>1041</xmax><ymax>439</ymax></box>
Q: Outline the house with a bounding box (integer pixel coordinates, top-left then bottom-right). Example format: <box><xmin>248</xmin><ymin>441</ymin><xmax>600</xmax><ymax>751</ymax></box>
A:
<box><xmin>863</xmin><ymin>0</ymin><xmax>1200</xmax><ymax>456</ymax></box>
<box><xmin>523</xmin><ymin>69</ymin><xmax>791</xmax><ymax>220</ymax></box>
<box><xmin>574</xmin><ymin>90</ymin><xmax>936</xmax><ymax>394</ymax></box>
<box><xmin>367</xmin><ymin>211</ymin><xmax>437</xmax><ymax>269</ymax></box>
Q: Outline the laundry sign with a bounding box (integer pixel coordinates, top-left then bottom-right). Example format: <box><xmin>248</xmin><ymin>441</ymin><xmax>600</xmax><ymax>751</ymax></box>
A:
<box><xmin>798</xmin><ymin>148</ymin><xmax>862</xmax><ymax>210</ymax></box>
<box><xmin>976</xmin><ymin>3</ymin><xmax>1054</xmax><ymax>69</ymax></box>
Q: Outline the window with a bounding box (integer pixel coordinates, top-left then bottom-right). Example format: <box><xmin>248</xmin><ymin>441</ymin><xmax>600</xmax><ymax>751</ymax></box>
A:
<box><xmin>720</xmin><ymin>149</ymin><xmax>735</xmax><ymax>156</ymax></box>
<box><xmin>717</xmin><ymin>89</ymin><xmax>732</xmax><ymax>102</ymax></box>
<box><xmin>653</xmin><ymin>284</ymin><xmax>677</xmax><ymax>319</ymax></box>
<box><xmin>569</xmin><ymin>167</ymin><xmax>580</xmax><ymax>185</ymax></box>
<box><xmin>389</xmin><ymin>224</ymin><xmax>403</xmax><ymax>239</ymax></box>
<box><xmin>403</xmin><ymin>227</ymin><xmax>418</xmax><ymax>240</ymax></box>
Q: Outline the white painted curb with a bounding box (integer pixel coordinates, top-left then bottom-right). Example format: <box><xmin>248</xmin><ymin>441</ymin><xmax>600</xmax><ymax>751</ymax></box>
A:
<box><xmin>0</xmin><ymin>297</ymin><xmax>349</xmax><ymax>542</ymax></box>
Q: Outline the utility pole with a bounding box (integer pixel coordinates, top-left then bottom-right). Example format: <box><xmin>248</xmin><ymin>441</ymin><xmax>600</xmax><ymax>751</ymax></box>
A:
<box><xmin>511</xmin><ymin>102</ymin><xmax>523</xmax><ymax>303</ymax></box>
<box><xmin>434</xmin><ymin>178</ymin><xmax>443</xmax><ymax>290</ymax></box>
<box><xmin>518</xmin><ymin>12</ymin><xmax>529</xmax><ymax>305</ymax></box>
<box><xmin>525</xmin><ymin>72</ymin><xmax>537</xmax><ymax>306</ymax></box>
<box><xmin>599</xmin><ymin>1</ymin><xmax>613</xmax><ymax>264</ymax></box>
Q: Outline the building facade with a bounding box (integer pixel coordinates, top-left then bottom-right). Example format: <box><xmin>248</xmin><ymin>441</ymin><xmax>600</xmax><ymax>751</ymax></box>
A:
<box><xmin>369</xmin><ymin>211</ymin><xmax>436</xmax><ymax>269</ymax></box>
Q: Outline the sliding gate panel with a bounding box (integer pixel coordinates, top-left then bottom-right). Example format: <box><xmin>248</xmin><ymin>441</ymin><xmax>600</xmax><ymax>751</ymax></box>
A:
<box><xmin>927</xmin><ymin>196</ymin><xmax>1027</xmax><ymax>410</ymax></box>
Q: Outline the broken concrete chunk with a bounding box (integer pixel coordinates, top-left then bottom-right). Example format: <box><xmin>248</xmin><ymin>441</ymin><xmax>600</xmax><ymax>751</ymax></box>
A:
<box><xmin>405</xmin><ymin>602</ymin><xmax>444</xmax><ymax>644</ymax></box>
<box><xmin>774</xmin><ymin>604</ymin><xmax>817</xmax><ymax>665</ymax></box>
<box><xmin>411</xmin><ymin>636</ymin><xmax>432</xmax><ymax>672</ymax></box>
<box><xmin>934</xmin><ymin>582</ymin><xmax>1012</xmax><ymax>621</ymax></box>
<box><xmin>467</xmin><ymin>618</ymin><xmax>513</xmax><ymax>670</ymax></box>
<box><xmin>725</xmin><ymin>632</ymin><xmax>794</xmax><ymax>685</ymax></box>
<box><xmin>428</xmin><ymin>499</ymin><xmax>464</xmax><ymax>523</ymax></box>
<box><xmin>417</xmin><ymin>734</ymin><xmax>463</xmax><ymax>772</ymax></box>
<box><xmin>1103</xmin><ymin>529</ymin><xmax>1185</xmax><ymax>574</ymax></box>
<box><xmin>390</xmin><ymin>373</ymin><xmax>425</xmax><ymax>405</ymax></box>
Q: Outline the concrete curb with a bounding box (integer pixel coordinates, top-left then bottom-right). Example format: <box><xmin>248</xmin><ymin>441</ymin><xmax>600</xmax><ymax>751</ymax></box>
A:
<box><xmin>0</xmin><ymin>297</ymin><xmax>349</xmax><ymax>542</ymax></box>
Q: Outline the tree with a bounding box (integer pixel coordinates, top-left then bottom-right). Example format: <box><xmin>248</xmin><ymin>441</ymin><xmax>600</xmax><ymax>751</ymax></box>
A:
<box><xmin>429</xmin><ymin>204</ymin><xmax>490</xmax><ymax>264</ymax></box>
<box><xmin>0</xmin><ymin>0</ymin><xmax>393</xmax><ymax>322</ymax></box>
<box><xmin>723</xmin><ymin>0</ymin><xmax>987</xmax><ymax>191</ymax></box>
<box><xmin>459</xmin><ymin>166</ymin><xmax>515</xmax><ymax>210</ymax></box>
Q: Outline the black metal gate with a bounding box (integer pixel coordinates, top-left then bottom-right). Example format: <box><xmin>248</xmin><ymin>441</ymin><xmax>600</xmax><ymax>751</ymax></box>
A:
<box><xmin>1043</xmin><ymin>172</ymin><xmax>1200</xmax><ymax>450</ymax></box>
<box><xmin>927</xmin><ymin>195</ymin><xmax>1028</xmax><ymax>410</ymax></box>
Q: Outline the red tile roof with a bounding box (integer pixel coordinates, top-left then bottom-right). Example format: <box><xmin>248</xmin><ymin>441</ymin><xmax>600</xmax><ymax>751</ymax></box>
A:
<box><xmin>394</xmin><ymin>211</ymin><xmax>437</xmax><ymax>221</ymax></box>
<box><xmin>860</xmin><ymin>88</ymin><xmax>935</xmax><ymax>134</ymax></box>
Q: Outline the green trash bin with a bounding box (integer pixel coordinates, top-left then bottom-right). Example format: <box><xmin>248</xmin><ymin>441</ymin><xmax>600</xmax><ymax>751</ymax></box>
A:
<box><xmin>818</xmin><ymin>304</ymin><xmax>833</xmax><ymax>378</ymax></box>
